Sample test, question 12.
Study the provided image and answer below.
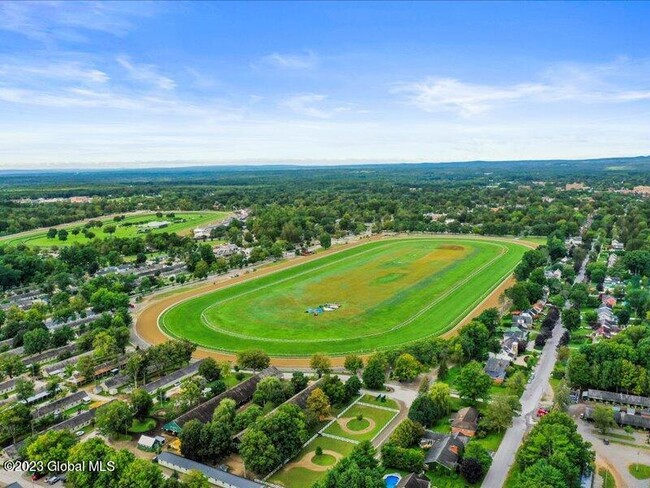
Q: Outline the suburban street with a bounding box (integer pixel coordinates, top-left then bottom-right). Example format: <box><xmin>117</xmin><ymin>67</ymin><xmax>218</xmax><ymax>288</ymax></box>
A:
<box><xmin>481</xmin><ymin>318</ymin><xmax>566</xmax><ymax>487</ymax></box>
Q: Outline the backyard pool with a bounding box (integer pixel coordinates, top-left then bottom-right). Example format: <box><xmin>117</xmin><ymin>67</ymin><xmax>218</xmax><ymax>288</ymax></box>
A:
<box><xmin>384</xmin><ymin>474</ymin><xmax>401</xmax><ymax>488</ymax></box>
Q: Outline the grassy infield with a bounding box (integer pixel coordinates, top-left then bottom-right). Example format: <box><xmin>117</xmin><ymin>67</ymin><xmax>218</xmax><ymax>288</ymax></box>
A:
<box><xmin>0</xmin><ymin>211</ymin><xmax>229</xmax><ymax>247</ymax></box>
<box><xmin>162</xmin><ymin>237</ymin><xmax>528</xmax><ymax>355</ymax></box>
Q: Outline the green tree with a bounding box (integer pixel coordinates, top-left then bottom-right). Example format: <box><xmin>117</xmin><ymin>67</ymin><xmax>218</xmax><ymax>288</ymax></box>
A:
<box><xmin>567</xmin><ymin>352</ymin><xmax>592</xmax><ymax>391</ymax></box>
<box><xmin>23</xmin><ymin>327</ymin><xmax>51</xmax><ymax>355</ymax></box>
<box><xmin>179</xmin><ymin>420</ymin><xmax>203</xmax><ymax>461</ymax></box>
<box><xmin>408</xmin><ymin>394</ymin><xmax>437</xmax><ymax>427</ymax></box>
<box><xmin>306</xmin><ymin>387</ymin><xmax>331</xmax><ymax>421</ymax></box>
<box><xmin>96</xmin><ymin>401</ymin><xmax>133</xmax><ymax>439</ymax></box>
<box><xmin>310</xmin><ymin>353</ymin><xmax>332</xmax><ymax>378</ymax></box>
<box><xmin>362</xmin><ymin>354</ymin><xmax>386</xmax><ymax>390</ymax></box>
<box><xmin>592</xmin><ymin>404</ymin><xmax>615</xmax><ymax>435</ymax></box>
<box><xmin>236</xmin><ymin>349</ymin><xmax>270</xmax><ymax>372</ymax></box>
<box><xmin>481</xmin><ymin>395</ymin><xmax>519</xmax><ymax>433</ymax></box>
<box><xmin>457</xmin><ymin>361</ymin><xmax>492</xmax><ymax>403</ymax></box>
<box><xmin>389</xmin><ymin>418</ymin><xmax>425</xmax><ymax>448</ymax></box>
<box><xmin>344</xmin><ymin>354</ymin><xmax>364</xmax><ymax>375</ymax></box>
<box><xmin>183</xmin><ymin>470</ymin><xmax>211</xmax><ymax>488</ymax></box>
<box><xmin>66</xmin><ymin>438</ymin><xmax>113</xmax><ymax>488</ymax></box>
<box><xmin>463</xmin><ymin>442</ymin><xmax>492</xmax><ymax>472</ymax></box>
<box><xmin>291</xmin><ymin>371</ymin><xmax>309</xmax><ymax>393</ymax></box>
<box><xmin>319</xmin><ymin>232</ymin><xmax>332</xmax><ymax>249</ymax></box>
<box><xmin>459</xmin><ymin>321</ymin><xmax>497</xmax><ymax>362</ymax></box>
<box><xmin>253</xmin><ymin>376</ymin><xmax>290</xmax><ymax>406</ymax></box>
<box><xmin>562</xmin><ymin>308</ymin><xmax>581</xmax><ymax>332</ymax></box>
<box><xmin>239</xmin><ymin>429</ymin><xmax>279</xmax><ymax>475</ymax></box>
<box><xmin>553</xmin><ymin>379</ymin><xmax>571</xmax><ymax>412</ymax></box>
<box><xmin>193</xmin><ymin>260</ymin><xmax>210</xmax><ymax>279</ymax></box>
<box><xmin>15</xmin><ymin>378</ymin><xmax>35</xmax><ymax>401</ymax></box>
<box><xmin>393</xmin><ymin>353</ymin><xmax>421</xmax><ymax>382</ymax></box>
<box><xmin>25</xmin><ymin>430</ymin><xmax>77</xmax><ymax>469</ymax></box>
<box><xmin>505</xmin><ymin>370</ymin><xmax>527</xmax><ymax>397</ymax></box>
<box><xmin>130</xmin><ymin>388</ymin><xmax>153</xmax><ymax>421</ymax></box>
<box><xmin>119</xmin><ymin>458</ymin><xmax>164</xmax><ymax>487</ymax></box>
<box><xmin>198</xmin><ymin>357</ymin><xmax>221</xmax><ymax>381</ymax></box>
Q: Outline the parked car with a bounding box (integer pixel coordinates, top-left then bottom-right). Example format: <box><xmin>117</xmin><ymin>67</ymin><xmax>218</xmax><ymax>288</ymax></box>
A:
<box><xmin>75</xmin><ymin>430</ymin><xmax>84</xmax><ymax>437</ymax></box>
<box><xmin>32</xmin><ymin>472</ymin><xmax>44</xmax><ymax>481</ymax></box>
<box><xmin>603</xmin><ymin>438</ymin><xmax>610</xmax><ymax>445</ymax></box>
<box><xmin>47</xmin><ymin>475</ymin><xmax>60</xmax><ymax>485</ymax></box>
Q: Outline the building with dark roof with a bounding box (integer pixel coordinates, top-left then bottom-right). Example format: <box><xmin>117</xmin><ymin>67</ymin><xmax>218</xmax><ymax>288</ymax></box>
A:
<box><xmin>164</xmin><ymin>366</ymin><xmax>280</xmax><ymax>434</ymax></box>
<box><xmin>24</xmin><ymin>343</ymin><xmax>78</xmax><ymax>367</ymax></box>
<box><xmin>421</xmin><ymin>431</ymin><xmax>469</xmax><ymax>470</ymax></box>
<box><xmin>144</xmin><ymin>359</ymin><xmax>205</xmax><ymax>394</ymax></box>
<box><xmin>584</xmin><ymin>406</ymin><xmax>650</xmax><ymax>429</ymax></box>
<box><xmin>0</xmin><ymin>377</ymin><xmax>18</xmax><ymax>395</ymax></box>
<box><xmin>33</xmin><ymin>391</ymin><xmax>90</xmax><ymax>420</ymax></box>
<box><xmin>156</xmin><ymin>451</ymin><xmax>264</xmax><ymax>488</ymax></box>
<box><xmin>585</xmin><ymin>389</ymin><xmax>650</xmax><ymax>409</ymax></box>
<box><xmin>485</xmin><ymin>356</ymin><xmax>510</xmax><ymax>384</ymax></box>
<box><xmin>397</xmin><ymin>473</ymin><xmax>431</xmax><ymax>488</ymax></box>
<box><xmin>451</xmin><ymin>407</ymin><xmax>478</xmax><ymax>437</ymax></box>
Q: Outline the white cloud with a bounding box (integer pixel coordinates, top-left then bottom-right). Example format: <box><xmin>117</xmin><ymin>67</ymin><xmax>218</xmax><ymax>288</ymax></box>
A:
<box><xmin>395</xmin><ymin>60</ymin><xmax>650</xmax><ymax>116</ymax></box>
<box><xmin>394</xmin><ymin>78</ymin><xmax>548</xmax><ymax>116</ymax></box>
<box><xmin>281</xmin><ymin>93</ymin><xmax>351</xmax><ymax>118</ymax></box>
<box><xmin>0</xmin><ymin>59</ymin><xmax>109</xmax><ymax>84</ymax></box>
<box><xmin>0</xmin><ymin>1</ymin><xmax>153</xmax><ymax>42</ymax></box>
<box><xmin>259</xmin><ymin>50</ymin><xmax>318</xmax><ymax>70</ymax></box>
<box><xmin>116</xmin><ymin>55</ymin><xmax>176</xmax><ymax>90</ymax></box>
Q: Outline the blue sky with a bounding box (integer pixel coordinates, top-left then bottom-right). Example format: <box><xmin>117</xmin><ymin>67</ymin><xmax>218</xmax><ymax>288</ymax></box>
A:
<box><xmin>1</xmin><ymin>1</ymin><xmax>649</xmax><ymax>168</ymax></box>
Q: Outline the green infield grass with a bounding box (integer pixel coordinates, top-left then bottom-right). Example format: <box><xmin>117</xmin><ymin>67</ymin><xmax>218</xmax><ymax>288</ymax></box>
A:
<box><xmin>0</xmin><ymin>211</ymin><xmax>229</xmax><ymax>247</ymax></box>
<box><xmin>160</xmin><ymin>237</ymin><xmax>528</xmax><ymax>355</ymax></box>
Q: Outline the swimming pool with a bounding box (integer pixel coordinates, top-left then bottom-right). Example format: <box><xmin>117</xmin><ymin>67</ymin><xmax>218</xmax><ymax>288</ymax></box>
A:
<box><xmin>384</xmin><ymin>473</ymin><xmax>401</xmax><ymax>488</ymax></box>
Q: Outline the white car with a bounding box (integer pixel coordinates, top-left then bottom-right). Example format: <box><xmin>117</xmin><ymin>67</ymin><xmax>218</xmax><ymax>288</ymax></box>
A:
<box><xmin>75</xmin><ymin>430</ymin><xmax>84</xmax><ymax>437</ymax></box>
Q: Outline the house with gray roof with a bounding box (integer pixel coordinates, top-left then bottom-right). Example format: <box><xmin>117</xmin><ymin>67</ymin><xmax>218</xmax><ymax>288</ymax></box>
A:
<box><xmin>584</xmin><ymin>389</ymin><xmax>650</xmax><ymax>408</ymax></box>
<box><xmin>33</xmin><ymin>391</ymin><xmax>90</xmax><ymax>420</ymax></box>
<box><xmin>397</xmin><ymin>474</ymin><xmax>431</xmax><ymax>488</ymax></box>
<box><xmin>421</xmin><ymin>431</ymin><xmax>469</xmax><ymax>471</ymax></box>
<box><xmin>485</xmin><ymin>356</ymin><xmax>510</xmax><ymax>384</ymax></box>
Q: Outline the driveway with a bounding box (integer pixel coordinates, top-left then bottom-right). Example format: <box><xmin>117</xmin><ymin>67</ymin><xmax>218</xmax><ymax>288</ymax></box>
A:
<box><xmin>570</xmin><ymin>409</ymin><xmax>648</xmax><ymax>488</ymax></box>
<box><xmin>482</xmin><ymin>319</ymin><xmax>565</xmax><ymax>487</ymax></box>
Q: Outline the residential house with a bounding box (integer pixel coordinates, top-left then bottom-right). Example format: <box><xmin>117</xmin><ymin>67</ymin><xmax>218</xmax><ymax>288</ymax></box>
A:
<box><xmin>156</xmin><ymin>452</ymin><xmax>264</xmax><ymax>488</ymax></box>
<box><xmin>544</xmin><ymin>269</ymin><xmax>562</xmax><ymax>280</ymax></box>
<box><xmin>610</xmin><ymin>239</ymin><xmax>624</xmax><ymax>251</ymax></box>
<box><xmin>565</xmin><ymin>236</ymin><xmax>583</xmax><ymax>247</ymax></box>
<box><xmin>451</xmin><ymin>407</ymin><xmax>479</xmax><ymax>437</ymax></box>
<box><xmin>512</xmin><ymin>312</ymin><xmax>533</xmax><ymax>329</ymax></box>
<box><xmin>213</xmin><ymin>243</ymin><xmax>242</xmax><ymax>258</ymax></box>
<box><xmin>397</xmin><ymin>473</ymin><xmax>431</xmax><ymax>488</ymax></box>
<box><xmin>601</xmin><ymin>295</ymin><xmax>617</xmax><ymax>308</ymax></box>
<box><xmin>485</xmin><ymin>356</ymin><xmax>510</xmax><ymax>384</ymax></box>
<box><xmin>597</xmin><ymin>305</ymin><xmax>618</xmax><ymax>328</ymax></box>
<box><xmin>421</xmin><ymin>431</ymin><xmax>469</xmax><ymax>471</ymax></box>
<box><xmin>501</xmin><ymin>327</ymin><xmax>528</xmax><ymax>358</ymax></box>
<box><xmin>603</xmin><ymin>276</ymin><xmax>623</xmax><ymax>292</ymax></box>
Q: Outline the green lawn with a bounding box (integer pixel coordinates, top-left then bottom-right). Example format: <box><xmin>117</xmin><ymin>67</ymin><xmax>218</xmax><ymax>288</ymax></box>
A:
<box><xmin>323</xmin><ymin>404</ymin><xmax>397</xmax><ymax>441</ymax></box>
<box><xmin>629</xmin><ymin>463</ymin><xmax>650</xmax><ymax>480</ymax></box>
<box><xmin>360</xmin><ymin>393</ymin><xmax>399</xmax><ymax>410</ymax></box>
<box><xmin>599</xmin><ymin>467</ymin><xmax>616</xmax><ymax>488</ymax></box>
<box><xmin>161</xmin><ymin>237</ymin><xmax>528</xmax><ymax>355</ymax></box>
<box><xmin>129</xmin><ymin>417</ymin><xmax>156</xmax><ymax>433</ymax></box>
<box><xmin>268</xmin><ymin>436</ymin><xmax>355</xmax><ymax>488</ymax></box>
<box><xmin>1</xmin><ymin>211</ymin><xmax>229</xmax><ymax>247</ymax></box>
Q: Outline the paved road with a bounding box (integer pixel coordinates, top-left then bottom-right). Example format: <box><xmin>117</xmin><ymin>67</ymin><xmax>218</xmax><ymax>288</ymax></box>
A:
<box><xmin>481</xmin><ymin>318</ymin><xmax>565</xmax><ymax>487</ymax></box>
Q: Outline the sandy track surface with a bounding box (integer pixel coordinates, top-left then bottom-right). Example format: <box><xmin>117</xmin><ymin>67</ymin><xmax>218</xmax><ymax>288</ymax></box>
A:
<box><xmin>134</xmin><ymin>234</ymin><xmax>537</xmax><ymax>367</ymax></box>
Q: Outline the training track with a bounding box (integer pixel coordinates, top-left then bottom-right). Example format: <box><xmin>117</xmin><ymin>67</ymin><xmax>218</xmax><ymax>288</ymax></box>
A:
<box><xmin>134</xmin><ymin>234</ymin><xmax>537</xmax><ymax>367</ymax></box>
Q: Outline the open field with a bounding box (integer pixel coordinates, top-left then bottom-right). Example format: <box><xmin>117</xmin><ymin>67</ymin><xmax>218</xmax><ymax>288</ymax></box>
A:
<box><xmin>0</xmin><ymin>211</ymin><xmax>230</xmax><ymax>247</ymax></box>
<box><xmin>159</xmin><ymin>237</ymin><xmax>528</xmax><ymax>356</ymax></box>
